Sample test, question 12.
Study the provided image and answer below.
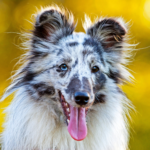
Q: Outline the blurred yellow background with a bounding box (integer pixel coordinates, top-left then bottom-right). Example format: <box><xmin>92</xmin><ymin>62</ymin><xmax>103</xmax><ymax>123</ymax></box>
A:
<box><xmin>0</xmin><ymin>0</ymin><xmax>150</xmax><ymax>149</ymax></box>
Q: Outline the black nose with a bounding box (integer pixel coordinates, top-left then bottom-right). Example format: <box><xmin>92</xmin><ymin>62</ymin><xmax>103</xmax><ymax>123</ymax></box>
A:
<box><xmin>74</xmin><ymin>91</ymin><xmax>90</xmax><ymax>105</ymax></box>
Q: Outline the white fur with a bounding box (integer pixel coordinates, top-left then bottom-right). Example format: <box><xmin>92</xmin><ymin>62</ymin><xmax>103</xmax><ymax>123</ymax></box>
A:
<box><xmin>1</xmin><ymin>79</ymin><xmax>130</xmax><ymax>150</ymax></box>
<box><xmin>0</xmin><ymin>6</ymin><xmax>134</xmax><ymax>150</ymax></box>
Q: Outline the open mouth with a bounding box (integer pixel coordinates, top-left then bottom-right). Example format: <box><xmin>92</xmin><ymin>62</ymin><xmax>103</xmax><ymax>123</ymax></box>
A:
<box><xmin>59</xmin><ymin>92</ymin><xmax>88</xmax><ymax>141</ymax></box>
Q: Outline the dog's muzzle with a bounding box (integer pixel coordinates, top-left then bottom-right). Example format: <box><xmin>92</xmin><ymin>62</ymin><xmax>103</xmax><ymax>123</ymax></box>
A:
<box><xmin>59</xmin><ymin>91</ymin><xmax>89</xmax><ymax>141</ymax></box>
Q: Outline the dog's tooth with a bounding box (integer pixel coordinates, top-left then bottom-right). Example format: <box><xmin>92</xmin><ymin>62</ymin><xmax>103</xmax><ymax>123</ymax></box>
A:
<box><xmin>66</xmin><ymin>103</ymin><xmax>68</xmax><ymax>107</ymax></box>
<box><xmin>67</xmin><ymin>119</ymin><xmax>70</xmax><ymax>124</ymax></box>
<box><xmin>67</xmin><ymin>108</ymin><xmax>69</xmax><ymax>112</ymax></box>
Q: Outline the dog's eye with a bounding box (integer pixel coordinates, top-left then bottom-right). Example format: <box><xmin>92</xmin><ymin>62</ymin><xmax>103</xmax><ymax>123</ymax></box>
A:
<box><xmin>92</xmin><ymin>66</ymin><xmax>99</xmax><ymax>73</ymax></box>
<box><xmin>59</xmin><ymin>64</ymin><xmax>68</xmax><ymax>71</ymax></box>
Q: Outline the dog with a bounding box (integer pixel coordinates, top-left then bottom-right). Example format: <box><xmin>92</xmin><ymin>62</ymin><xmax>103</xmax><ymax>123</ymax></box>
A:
<box><xmin>0</xmin><ymin>5</ymin><xmax>134</xmax><ymax>150</ymax></box>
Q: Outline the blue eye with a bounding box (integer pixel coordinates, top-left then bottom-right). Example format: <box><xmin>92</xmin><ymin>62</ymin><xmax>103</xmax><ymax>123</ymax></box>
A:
<box><xmin>92</xmin><ymin>66</ymin><xmax>99</xmax><ymax>73</ymax></box>
<box><xmin>60</xmin><ymin>64</ymin><xmax>68</xmax><ymax>71</ymax></box>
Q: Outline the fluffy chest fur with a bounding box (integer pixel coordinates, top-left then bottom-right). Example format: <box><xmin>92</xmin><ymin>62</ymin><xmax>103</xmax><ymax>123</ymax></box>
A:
<box><xmin>2</xmin><ymin>84</ymin><xmax>128</xmax><ymax>150</ymax></box>
<box><xmin>0</xmin><ymin>5</ymin><xmax>134</xmax><ymax>150</ymax></box>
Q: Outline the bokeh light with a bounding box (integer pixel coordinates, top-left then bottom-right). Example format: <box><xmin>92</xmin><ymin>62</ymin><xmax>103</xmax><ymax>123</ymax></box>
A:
<box><xmin>144</xmin><ymin>0</ymin><xmax>150</xmax><ymax>20</ymax></box>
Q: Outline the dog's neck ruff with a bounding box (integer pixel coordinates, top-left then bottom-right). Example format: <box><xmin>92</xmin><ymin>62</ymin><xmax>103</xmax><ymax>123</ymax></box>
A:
<box><xmin>1</xmin><ymin>84</ymin><xmax>129</xmax><ymax>150</ymax></box>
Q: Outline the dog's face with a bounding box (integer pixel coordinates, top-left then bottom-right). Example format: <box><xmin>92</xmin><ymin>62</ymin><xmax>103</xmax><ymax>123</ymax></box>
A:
<box><xmin>49</xmin><ymin>33</ymin><xmax>106</xmax><ymax>107</ymax></box>
<box><xmin>45</xmin><ymin>34</ymin><xmax>107</xmax><ymax>140</ymax></box>
<box><xmin>12</xmin><ymin>7</ymin><xmax>130</xmax><ymax>141</ymax></box>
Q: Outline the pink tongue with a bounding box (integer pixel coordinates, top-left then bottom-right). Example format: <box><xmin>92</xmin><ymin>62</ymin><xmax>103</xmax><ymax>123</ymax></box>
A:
<box><xmin>67</xmin><ymin>105</ymin><xmax>87</xmax><ymax>141</ymax></box>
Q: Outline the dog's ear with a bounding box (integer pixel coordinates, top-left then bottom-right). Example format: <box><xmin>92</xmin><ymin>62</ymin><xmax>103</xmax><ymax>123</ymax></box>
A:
<box><xmin>84</xmin><ymin>17</ymin><xmax>127</xmax><ymax>51</ymax></box>
<box><xmin>84</xmin><ymin>17</ymin><xmax>133</xmax><ymax>83</ymax></box>
<box><xmin>33</xmin><ymin>6</ymin><xmax>75</xmax><ymax>43</ymax></box>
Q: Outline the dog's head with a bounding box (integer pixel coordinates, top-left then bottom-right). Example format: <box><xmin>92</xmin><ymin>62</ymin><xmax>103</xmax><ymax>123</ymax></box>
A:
<box><xmin>6</xmin><ymin>6</ymin><xmax>132</xmax><ymax>141</ymax></box>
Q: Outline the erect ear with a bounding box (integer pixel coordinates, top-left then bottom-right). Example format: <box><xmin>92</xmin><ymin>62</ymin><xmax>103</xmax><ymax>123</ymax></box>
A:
<box><xmin>33</xmin><ymin>6</ymin><xmax>75</xmax><ymax>43</ymax></box>
<box><xmin>84</xmin><ymin>17</ymin><xmax>133</xmax><ymax>83</ymax></box>
<box><xmin>84</xmin><ymin>17</ymin><xmax>127</xmax><ymax>50</ymax></box>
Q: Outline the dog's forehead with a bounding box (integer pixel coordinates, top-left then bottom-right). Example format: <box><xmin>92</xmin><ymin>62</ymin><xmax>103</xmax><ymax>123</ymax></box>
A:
<box><xmin>58</xmin><ymin>32</ymin><xmax>104</xmax><ymax>61</ymax></box>
<box><xmin>59</xmin><ymin>32</ymin><xmax>90</xmax><ymax>45</ymax></box>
